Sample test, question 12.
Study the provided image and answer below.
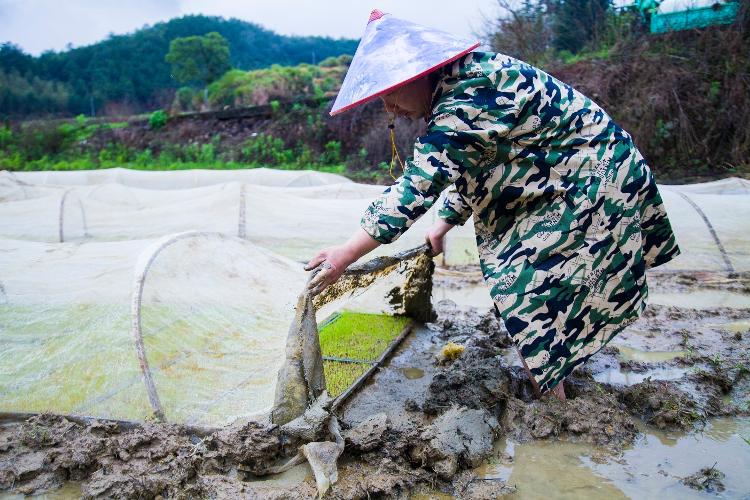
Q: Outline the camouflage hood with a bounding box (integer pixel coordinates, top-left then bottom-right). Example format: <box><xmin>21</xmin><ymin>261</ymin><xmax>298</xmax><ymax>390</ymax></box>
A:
<box><xmin>329</xmin><ymin>9</ymin><xmax>479</xmax><ymax>116</ymax></box>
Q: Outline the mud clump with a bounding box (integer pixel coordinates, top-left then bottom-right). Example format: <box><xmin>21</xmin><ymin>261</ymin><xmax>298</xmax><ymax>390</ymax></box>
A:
<box><xmin>327</xmin><ymin>460</ymin><xmax>429</xmax><ymax>499</ymax></box>
<box><xmin>620</xmin><ymin>380</ymin><xmax>701</xmax><ymax>429</ymax></box>
<box><xmin>424</xmin><ymin>346</ymin><xmax>511</xmax><ymax>416</ymax></box>
<box><xmin>403</xmin><ymin>252</ymin><xmax>436</xmax><ymax>323</ymax></box>
<box><xmin>424</xmin><ymin>304</ymin><xmax>512</xmax><ymax>416</ymax></box>
<box><xmin>0</xmin><ymin>413</ymin><xmax>289</xmax><ymax>498</ymax></box>
<box><xmin>424</xmin><ymin>303</ymin><xmax>638</xmax><ymax>447</ymax></box>
<box><xmin>343</xmin><ymin>413</ymin><xmax>388</xmax><ymax>452</ymax></box>
<box><xmin>409</xmin><ymin>406</ymin><xmax>499</xmax><ymax>479</ymax></box>
<box><xmin>681</xmin><ymin>465</ymin><xmax>726</xmax><ymax>493</ymax></box>
<box><xmin>459</xmin><ymin>478</ymin><xmax>516</xmax><ymax>499</ymax></box>
<box><xmin>503</xmin><ymin>383</ymin><xmax>638</xmax><ymax>447</ymax></box>
<box><xmin>428</xmin><ymin>300</ymin><xmax>510</xmax><ymax>346</ymax></box>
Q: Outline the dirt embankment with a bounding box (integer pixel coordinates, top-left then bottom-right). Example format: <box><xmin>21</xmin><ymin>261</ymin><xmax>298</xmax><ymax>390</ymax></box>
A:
<box><xmin>54</xmin><ymin>98</ymin><xmax>422</xmax><ymax>182</ymax></box>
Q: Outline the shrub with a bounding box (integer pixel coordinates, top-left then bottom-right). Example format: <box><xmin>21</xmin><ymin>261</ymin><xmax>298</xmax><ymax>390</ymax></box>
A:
<box><xmin>198</xmin><ymin>143</ymin><xmax>216</xmax><ymax>163</ymax></box>
<box><xmin>175</xmin><ymin>87</ymin><xmax>195</xmax><ymax>112</ymax></box>
<box><xmin>148</xmin><ymin>109</ymin><xmax>168</xmax><ymax>130</ymax></box>
<box><xmin>240</xmin><ymin>133</ymin><xmax>293</xmax><ymax>165</ymax></box>
<box><xmin>0</xmin><ymin>125</ymin><xmax>13</xmax><ymax>149</ymax></box>
<box><xmin>320</xmin><ymin>140</ymin><xmax>341</xmax><ymax>165</ymax></box>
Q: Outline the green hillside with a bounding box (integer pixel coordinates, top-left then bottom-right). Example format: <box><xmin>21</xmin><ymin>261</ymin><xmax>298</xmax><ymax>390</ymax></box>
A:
<box><xmin>0</xmin><ymin>15</ymin><xmax>358</xmax><ymax>118</ymax></box>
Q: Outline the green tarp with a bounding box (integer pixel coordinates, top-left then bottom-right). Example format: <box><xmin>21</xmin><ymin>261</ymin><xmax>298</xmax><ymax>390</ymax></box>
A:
<box><xmin>651</xmin><ymin>2</ymin><xmax>739</xmax><ymax>33</ymax></box>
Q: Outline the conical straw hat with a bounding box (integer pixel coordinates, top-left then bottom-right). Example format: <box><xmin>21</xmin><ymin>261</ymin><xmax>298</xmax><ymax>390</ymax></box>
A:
<box><xmin>329</xmin><ymin>9</ymin><xmax>480</xmax><ymax>116</ymax></box>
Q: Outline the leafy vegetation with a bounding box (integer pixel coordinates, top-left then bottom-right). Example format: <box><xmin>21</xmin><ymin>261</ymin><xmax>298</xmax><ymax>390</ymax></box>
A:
<box><xmin>201</xmin><ymin>56</ymin><xmax>349</xmax><ymax>110</ymax></box>
<box><xmin>148</xmin><ymin>110</ymin><xmax>168</xmax><ymax>130</ymax></box>
<box><xmin>0</xmin><ymin>112</ymin><xmax>348</xmax><ymax>174</ymax></box>
<box><xmin>483</xmin><ymin>0</ymin><xmax>643</xmax><ymax>67</ymax></box>
<box><xmin>0</xmin><ymin>15</ymin><xmax>357</xmax><ymax>118</ymax></box>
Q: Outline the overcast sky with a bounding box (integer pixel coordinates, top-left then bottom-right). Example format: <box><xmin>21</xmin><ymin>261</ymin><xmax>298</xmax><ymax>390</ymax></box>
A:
<box><xmin>0</xmin><ymin>0</ymin><xmax>502</xmax><ymax>55</ymax></box>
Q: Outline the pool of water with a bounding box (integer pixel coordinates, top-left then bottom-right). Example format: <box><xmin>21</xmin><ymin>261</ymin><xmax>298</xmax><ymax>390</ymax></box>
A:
<box><xmin>431</xmin><ymin>282</ymin><xmax>494</xmax><ymax>310</ymax></box>
<box><xmin>708</xmin><ymin>319</ymin><xmax>750</xmax><ymax>333</ymax></box>
<box><xmin>593</xmin><ymin>364</ymin><xmax>691</xmax><ymax>386</ymax></box>
<box><xmin>616</xmin><ymin>346</ymin><xmax>687</xmax><ymax>363</ymax></box>
<box><xmin>402</xmin><ymin>367</ymin><xmax>425</xmax><ymax>380</ymax></box>
<box><xmin>0</xmin><ymin>482</ymin><xmax>82</xmax><ymax>499</ymax></box>
<box><xmin>649</xmin><ymin>290</ymin><xmax>750</xmax><ymax>309</ymax></box>
<box><xmin>476</xmin><ymin>417</ymin><xmax>750</xmax><ymax>499</ymax></box>
<box><xmin>433</xmin><ymin>282</ymin><xmax>750</xmax><ymax>312</ymax></box>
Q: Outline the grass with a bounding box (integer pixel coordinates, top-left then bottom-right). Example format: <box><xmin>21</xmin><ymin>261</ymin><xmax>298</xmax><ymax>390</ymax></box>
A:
<box><xmin>318</xmin><ymin>312</ymin><xmax>410</xmax><ymax>397</ymax></box>
<box><xmin>318</xmin><ymin>312</ymin><xmax>410</xmax><ymax>361</ymax></box>
<box><xmin>322</xmin><ymin>361</ymin><xmax>370</xmax><ymax>398</ymax></box>
<box><xmin>0</xmin><ymin>153</ymin><xmax>348</xmax><ymax>173</ymax></box>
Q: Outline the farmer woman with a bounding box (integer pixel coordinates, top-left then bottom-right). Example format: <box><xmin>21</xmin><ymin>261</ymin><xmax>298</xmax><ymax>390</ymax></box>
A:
<box><xmin>305</xmin><ymin>10</ymin><xmax>680</xmax><ymax>401</ymax></box>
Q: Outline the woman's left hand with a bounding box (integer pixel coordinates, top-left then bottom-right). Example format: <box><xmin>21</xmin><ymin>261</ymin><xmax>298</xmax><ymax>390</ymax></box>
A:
<box><xmin>304</xmin><ymin>229</ymin><xmax>382</xmax><ymax>296</ymax></box>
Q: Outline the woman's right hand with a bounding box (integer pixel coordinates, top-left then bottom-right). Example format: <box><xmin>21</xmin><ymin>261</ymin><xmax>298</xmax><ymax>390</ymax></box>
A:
<box><xmin>425</xmin><ymin>219</ymin><xmax>455</xmax><ymax>256</ymax></box>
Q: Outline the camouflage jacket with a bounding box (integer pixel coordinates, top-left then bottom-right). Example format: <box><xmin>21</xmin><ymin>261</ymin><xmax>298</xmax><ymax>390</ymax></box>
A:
<box><xmin>360</xmin><ymin>51</ymin><xmax>681</xmax><ymax>392</ymax></box>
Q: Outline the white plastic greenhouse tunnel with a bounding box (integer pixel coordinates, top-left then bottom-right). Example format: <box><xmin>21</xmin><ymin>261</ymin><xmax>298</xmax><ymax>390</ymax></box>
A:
<box><xmin>1</xmin><ymin>169</ymin><xmax>748</xmax><ymax>427</ymax></box>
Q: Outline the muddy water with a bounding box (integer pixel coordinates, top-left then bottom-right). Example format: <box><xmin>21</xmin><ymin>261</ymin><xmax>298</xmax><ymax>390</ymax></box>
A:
<box><xmin>0</xmin><ymin>482</ymin><xmax>82</xmax><ymax>499</ymax></box>
<box><xmin>708</xmin><ymin>319</ymin><xmax>750</xmax><ymax>333</ymax></box>
<box><xmin>433</xmin><ymin>270</ymin><xmax>750</xmax><ymax>311</ymax></box>
<box><xmin>592</xmin><ymin>345</ymin><xmax>692</xmax><ymax>386</ymax></box>
<box><xmin>341</xmin><ymin>324</ymin><xmax>441</xmax><ymax>428</ymax></box>
<box><xmin>593</xmin><ymin>365</ymin><xmax>692</xmax><ymax>386</ymax></box>
<box><xmin>476</xmin><ymin>440</ymin><xmax>626</xmax><ymax>499</ymax></box>
<box><xmin>616</xmin><ymin>346</ymin><xmax>686</xmax><ymax>363</ymax></box>
<box><xmin>402</xmin><ymin>367</ymin><xmax>425</xmax><ymax>379</ymax></box>
<box><xmin>475</xmin><ymin>418</ymin><xmax>750</xmax><ymax>499</ymax></box>
<box><xmin>649</xmin><ymin>290</ymin><xmax>750</xmax><ymax>309</ymax></box>
<box><xmin>432</xmin><ymin>281</ymin><xmax>494</xmax><ymax>310</ymax></box>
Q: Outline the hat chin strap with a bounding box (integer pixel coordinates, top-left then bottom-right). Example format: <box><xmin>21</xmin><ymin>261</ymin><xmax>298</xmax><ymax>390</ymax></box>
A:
<box><xmin>388</xmin><ymin>114</ymin><xmax>405</xmax><ymax>181</ymax></box>
<box><xmin>381</xmin><ymin>79</ymin><xmax>434</xmax><ymax>181</ymax></box>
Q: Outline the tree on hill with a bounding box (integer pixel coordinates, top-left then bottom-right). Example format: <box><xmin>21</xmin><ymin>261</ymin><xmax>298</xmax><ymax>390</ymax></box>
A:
<box><xmin>484</xmin><ymin>0</ymin><xmax>613</xmax><ymax>61</ymax></box>
<box><xmin>166</xmin><ymin>31</ymin><xmax>231</xmax><ymax>107</ymax></box>
<box><xmin>549</xmin><ymin>0</ymin><xmax>612</xmax><ymax>53</ymax></box>
<box><xmin>166</xmin><ymin>32</ymin><xmax>231</xmax><ymax>87</ymax></box>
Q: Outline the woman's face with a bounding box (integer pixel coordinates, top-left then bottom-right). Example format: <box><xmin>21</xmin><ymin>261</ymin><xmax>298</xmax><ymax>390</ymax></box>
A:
<box><xmin>381</xmin><ymin>75</ymin><xmax>433</xmax><ymax>121</ymax></box>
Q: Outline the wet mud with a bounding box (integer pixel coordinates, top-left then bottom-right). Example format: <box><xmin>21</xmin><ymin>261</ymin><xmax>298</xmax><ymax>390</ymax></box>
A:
<box><xmin>1</xmin><ymin>269</ymin><xmax>749</xmax><ymax>498</ymax></box>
